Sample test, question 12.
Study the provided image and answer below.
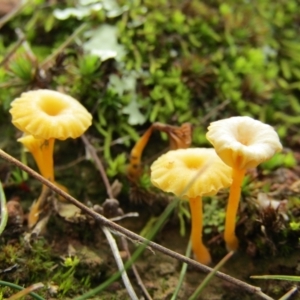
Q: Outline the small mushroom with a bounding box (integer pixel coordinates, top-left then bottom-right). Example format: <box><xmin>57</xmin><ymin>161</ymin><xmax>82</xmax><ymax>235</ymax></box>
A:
<box><xmin>10</xmin><ymin>89</ymin><xmax>92</xmax><ymax>227</ymax></box>
<box><xmin>127</xmin><ymin>122</ymin><xmax>192</xmax><ymax>182</ymax></box>
<box><xmin>151</xmin><ymin>148</ymin><xmax>232</xmax><ymax>264</ymax></box>
<box><xmin>128</xmin><ymin>126</ymin><xmax>153</xmax><ymax>181</ymax></box>
<box><xmin>206</xmin><ymin>116</ymin><xmax>282</xmax><ymax>251</ymax></box>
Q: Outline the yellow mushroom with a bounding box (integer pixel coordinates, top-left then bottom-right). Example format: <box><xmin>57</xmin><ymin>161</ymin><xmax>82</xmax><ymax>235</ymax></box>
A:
<box><xmin>127</xmin><ymin>122</ymin><xmax>192</xmax><ymax>182</ymax></box>
<box><xmin>206</xmin><ymin>116</ymin><xmax>282</xmax><ymax>251</ymax></box>
<box><xmin>150</xmin><ymin>148</ymin><xmax>232</xmax><ymax>265</ymax></box>
<box><xmin>10</xmin><ymin>89</ymin><xmax>92</xmax><ymax>227</ymax></box>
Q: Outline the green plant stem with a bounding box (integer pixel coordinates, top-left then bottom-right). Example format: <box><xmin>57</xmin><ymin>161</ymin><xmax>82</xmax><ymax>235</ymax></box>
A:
<box><xmin>251</xmin><ymin>275</ymin><xmax>300</xmax><ymax>282</ymax></box>
<box><xmin>188</xmin><ymin>251</ymin><xmax>235</xmax><ymax>300</ymax></box>
<box><xmin>139</xmin><ymin>216</ymin><xmax>158</xmax><ymax>237</ymax></box>
<box><xmin>0</xmin><ymin>149</ymin><xmax>273</xmax><ymax>300</ymax></box>
<box><xmin>0</xmin><ymin>280</ymin><xmax>44</xmax><ymax>300</ymax></box>
<box><xmin>171</xmin><ymin>240</ymin><xmax>192</xmax><ymax>300</ymax></box>
<box><xmin>0</xmin><ymin>181</ymin><xmax>8</xmax><ymax>236</ymax></box>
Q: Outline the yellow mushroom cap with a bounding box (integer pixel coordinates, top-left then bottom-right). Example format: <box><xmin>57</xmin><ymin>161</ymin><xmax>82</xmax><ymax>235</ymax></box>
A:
<box><xmin>206</xmin><ymin>116</ymin><xmax>283</xmax><ymax>170</ymax></box>
<box><xmin>150</xmin><ymin>148</ymin><xmax>232</xmax><ymax>198</ymax></box>
<box><xmin>10</xmin><ymin>89</ymin><xmax>92</xmax><ymax>140</ymax></box>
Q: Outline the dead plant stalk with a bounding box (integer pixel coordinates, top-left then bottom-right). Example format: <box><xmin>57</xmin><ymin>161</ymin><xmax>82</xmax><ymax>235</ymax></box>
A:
<box><xmin>0</xmin><ymin>149</ymin><xmax>273</xmax><ymax>300</ymax></box>
<box><xmin>81</xmin><ymin>135</ymin><xmax>152</xmax><ymax>300</ymax></box>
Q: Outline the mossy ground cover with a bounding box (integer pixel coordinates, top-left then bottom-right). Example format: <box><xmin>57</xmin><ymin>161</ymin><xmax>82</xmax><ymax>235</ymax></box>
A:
<box><xmin>0</xmin><ymin>0</ymin><xmax>300</xmax><ymax>299</ymax></box>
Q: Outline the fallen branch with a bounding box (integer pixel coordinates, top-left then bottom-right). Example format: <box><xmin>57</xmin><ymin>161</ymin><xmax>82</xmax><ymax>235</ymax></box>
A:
<box><xmin>0</xmin><ymin>149</ymin><xmax>273</xmax><ymax>300</ymax></box>
<box><xmin>81</xmin><ymin>135</ymin><xmax>113</xmax><ymax>199</ymax></box>
<box><xmin>81</xmin><ymin>135</ymin><xmax>152</xmax><ymax>299</ymax></box>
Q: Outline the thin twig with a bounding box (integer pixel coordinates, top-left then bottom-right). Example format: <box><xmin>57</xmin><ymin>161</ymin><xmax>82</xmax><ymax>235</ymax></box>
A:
<box><xmin>7</xmin><ymin>282</ymin><xmax>44</xmax><ymax>300</ymax></box>
<box><xmin>0</xmin><ymin>149</ymin><xmax>273</xmax><ymax>300</ymax></box>
<box><xmin>102</xmin><ymin>226</ymin><xmax>138</xmax><ymax>300</ymax></box>
<box><xmin>0</xmin><ymin>280</ymin><xmax>44</xmax><ymax>300</ymax></box>
<box><xmin>121</xmin><ymin>236</ymin><xmax>153</xmax><ymax>300</ymax></box>
<box><xmin>0</xmin><ymin>36</ymin><xmax>24</xmax><ymax>68</ymax></box>
<box><xmin>81</xmin><ymin>135</ymin><xmax>151</xmax><ymax>299</ymax></box>
<box><xmin>81</xmin><ymin>135</ymin><xmax>113</xmax><ymax>199</ymax></box>
<box><xmin>15</xmin><ymin>28</ymin><xmax>37</xmax><ymax>63</ymax></box>
<box><xmin>55</xmin><ymin>156</ymin><xmax>86</xmax><ymax>171</ymax></box>
<box><xmin>278</xmin><ymin>286</ymin><xmax>298</xmax><ymax>300</ymax></box>
<box><xmin>110</xmin><ymin>212</ymin><xmax>139</xmax><ymax>222</ymax></box>
<box><xmin>0</xmin><ymin>0</ymin><xmax>30</xmax><ymax>30</ymax></box>
<box><xmin>82</xmin><ymin>135</ymin><xmax>139</xmax><ymax>298</ymax></box>
<box><xmin>200</xmin><ymin>100</ymin><xmax>230</xmax><ymax>125</ymax></box>
<box><xmin>40</xmin><ymin>23</ymin><xmax>87</xmax><ymax>69</ymax></box>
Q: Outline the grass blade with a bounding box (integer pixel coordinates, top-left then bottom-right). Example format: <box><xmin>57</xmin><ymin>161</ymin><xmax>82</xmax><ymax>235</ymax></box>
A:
<box><xmin>250</xmin><ymin>275</ymin><xmax>300</xmax><ymax>282</ymax></box>
<box><xmin>188</xmin><ymin>251</ymin><xmax>235</xmax><ymax>300</ymax></box>
<box><xmin>171</xmin><ymin>240</ymin><xmax>192</xmax><ymax>300</ymax></box>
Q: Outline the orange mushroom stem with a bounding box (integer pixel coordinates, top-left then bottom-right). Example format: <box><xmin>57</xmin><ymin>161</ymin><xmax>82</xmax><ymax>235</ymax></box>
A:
<box><xmin>127</xmin><ymin>126</ymin><xmax>153</xmax><ymax>181</ymax></box>
<box><xmin>18</xmin><ymin>135</ymin><xmax>58</xmax><ymax>228</ymax></box>
<box><xmin>224</xmin><ymin>168</ymin><xmax>246</xmax><ymax>251</ymax></box>
<box><xmin>189</xmin><ymin>196</ymin><xmax>211</xmax><ymax>264</ymax></box>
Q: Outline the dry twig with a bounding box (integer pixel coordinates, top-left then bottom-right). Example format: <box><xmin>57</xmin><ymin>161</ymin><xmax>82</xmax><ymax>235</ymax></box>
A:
<box><xmin>81</xmin><ymin>135</ymin><xmax>152</xmax><ymax>299</ymax></box>
<box><xmin>0</xmin><ymin>149</ymin><xmax>273</xmax><ymax>300</ymax></box>
<box><xmin>0</xmin><ymin>0</ymin><xmax>29</xmax><ymax>30</ymax></box>
<box><xmin>81</xmin><ymin>135</ymin><xmax>113</xmax><ymax>199</ymax></box>
<box><xmin>81</xmin><ymin>135</ymin><xmax>140</xmax><ymax>298</ymax></box>
<box><xmin>102</xmin><ymin>226</ymin><xmax>138</xmax><ymax>300</ymax></box>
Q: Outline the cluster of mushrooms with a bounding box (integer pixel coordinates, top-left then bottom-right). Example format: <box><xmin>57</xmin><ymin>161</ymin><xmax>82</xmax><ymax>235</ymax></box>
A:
<box><xmin>150</xmin><ymin>116</ymin><xmax>282</xmax><ymax>265</ymax></box>
<box><xmin>9</xmin><ymin>89</ymin><xmax>92</xmax><ymax>228</ymax></box>
<box><xmin>9</xmin><ymin>89</ymin><xmax>283</xmax><ymax>266</ymax></box>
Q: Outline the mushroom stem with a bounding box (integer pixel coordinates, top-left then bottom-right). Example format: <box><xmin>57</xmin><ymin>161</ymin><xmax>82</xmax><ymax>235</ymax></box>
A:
<box><xmin>188</xmin><ymin>196</ymin><xmax>211</xmax><ymax>265</ymax></box>
<box><xmin>224</xmin><ymin>168</ymin><xmax>246</xmax><ymax>251</ymax></box>
<box><xmin>127</xmin><ymin>127</ymin><xmax>153</xmax><ymax>181</ymax></box>
<box><xmin>26</xmin><ymin>137</ymin><xmax>55</xmax><ymax>228</ymax></box>
<box><xmin>18</xmin><ymin>136</ymin><xmax>55</xmax><ymax>185</ymax></box>
<box><xmin>28</xmin><ymin>186</ymin><xmax>51</xmax><ymax>228</ymax></box>
<box><xmin>34</xmin><ymin>138</ymin><xmax>55</xmax><ymax>185</ymax></box>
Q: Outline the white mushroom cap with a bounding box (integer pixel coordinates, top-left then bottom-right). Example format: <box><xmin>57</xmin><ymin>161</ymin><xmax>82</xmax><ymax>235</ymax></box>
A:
<box><xmin>150</xmin><ymin>148</ymin><xmax>232</xmax><ymax>198</ymax></box>
<box><xmin>10</xmin><ymin>89</ymin><xmax>92</xmax><ymax>140</ymax></box>
<box><xmin>206</xmin><ymin>116</ymin><xmax>282</xmax><ymax>170</ymax></box>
